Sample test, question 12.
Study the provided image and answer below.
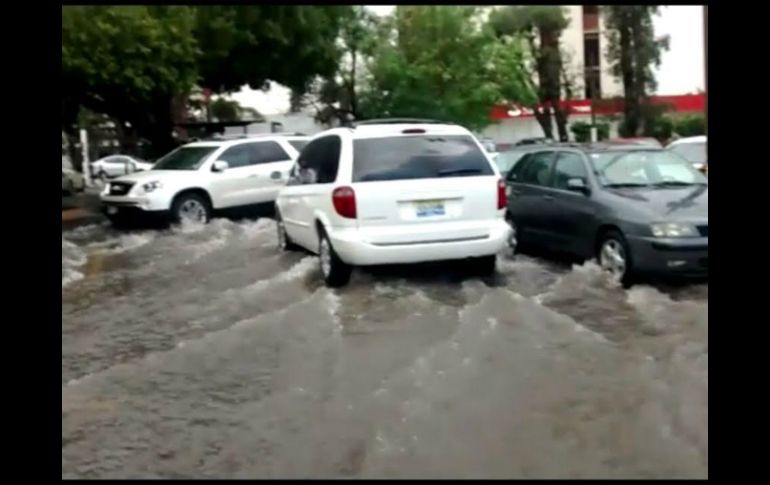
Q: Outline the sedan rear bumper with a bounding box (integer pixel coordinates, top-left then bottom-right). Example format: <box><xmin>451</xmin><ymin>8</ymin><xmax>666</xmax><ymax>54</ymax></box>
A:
<box><xmin>627</xmin><ymin>235</ymin><xmax>708</xmax><ymax>277</ymax></box>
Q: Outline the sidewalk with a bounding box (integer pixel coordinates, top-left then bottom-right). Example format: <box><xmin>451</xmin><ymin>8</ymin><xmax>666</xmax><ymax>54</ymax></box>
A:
<box><xmin>62</xmin><ymin>190</ymin><xmax>103</xmax><ymax>230</ymax></box>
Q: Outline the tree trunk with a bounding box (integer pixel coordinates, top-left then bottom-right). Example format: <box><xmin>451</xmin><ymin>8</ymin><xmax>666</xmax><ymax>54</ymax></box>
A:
<box><xmin>619</xmin><ymin>10</ymin><xmax>639</xmax><ymax>137</ymax></box>
<box><xmin>350</xmin><ymin>48</ymin><xmax>358</xmax><ymax>118</ymax></box>
<box><xmin>534</xmin><ymin>107</ymin><xmax>554</xmax><ymax>139</ymax></box>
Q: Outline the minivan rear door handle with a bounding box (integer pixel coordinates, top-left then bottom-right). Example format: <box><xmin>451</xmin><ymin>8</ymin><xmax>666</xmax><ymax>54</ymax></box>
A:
<box><xmin>542</xmin><ymin>194</ymin><xmax>554</xmax><ymax>201</ymax></box>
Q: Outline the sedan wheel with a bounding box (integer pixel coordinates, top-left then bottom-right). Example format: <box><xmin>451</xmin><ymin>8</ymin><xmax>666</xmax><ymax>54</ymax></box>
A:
<box><xmin>506</xmin><ymin>216</ymin><xmax>518</xmax><ymax>254</ymax></box>
<box><xmin>599</xmin><ymin>238</ymin><xmax>627</xmax><ymax>282</ymax></box>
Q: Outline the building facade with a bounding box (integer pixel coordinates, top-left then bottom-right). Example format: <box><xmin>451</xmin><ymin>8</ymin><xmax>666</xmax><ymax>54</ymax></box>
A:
<box><xmin>561</xmin><ymin>5</ymin><xmax>623</xmax><ymax>101</ymax></box>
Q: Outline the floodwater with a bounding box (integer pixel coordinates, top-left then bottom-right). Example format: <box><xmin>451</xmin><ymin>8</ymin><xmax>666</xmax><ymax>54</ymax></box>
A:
<box><xmin>62</xmin><ymin>218</ymin><xmax>707</xmax><ymax>479</ymax></box>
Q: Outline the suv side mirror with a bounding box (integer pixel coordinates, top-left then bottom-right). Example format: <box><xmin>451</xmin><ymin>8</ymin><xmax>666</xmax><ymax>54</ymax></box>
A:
<box><xmin>567</xmin><ymin>177</ymin><xmax>590</xmax><ymax>194</ymax></box>
<box><xmin>212</xmin><ymin>160</ymin><xmax>229</xmax><ymax>172</ymax></box>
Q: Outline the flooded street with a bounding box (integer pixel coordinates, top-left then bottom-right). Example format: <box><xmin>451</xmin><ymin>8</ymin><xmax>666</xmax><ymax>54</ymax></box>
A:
<box><xmin>62</xmin><ymin>218</ymin><xmax>707</xmax><ymax>479</ymax></box>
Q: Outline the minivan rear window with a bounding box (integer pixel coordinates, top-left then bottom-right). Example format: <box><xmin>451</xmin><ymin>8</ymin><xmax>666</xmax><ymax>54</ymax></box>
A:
<box><xmin>352</xmin><ymin>135</ymin><xmax>494</xmax><ymax>182</ymax></box>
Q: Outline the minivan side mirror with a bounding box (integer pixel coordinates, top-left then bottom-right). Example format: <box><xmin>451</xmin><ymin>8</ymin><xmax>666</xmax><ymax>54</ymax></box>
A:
<box><xmin>566</xmin><ymin>177</ymin><xmax>590</xmax><ymax>194</ymax></box>
<box><xmin>212</xmin><ymin>160</ymin><xmax>229</xmax><ymax>172</ymax></box>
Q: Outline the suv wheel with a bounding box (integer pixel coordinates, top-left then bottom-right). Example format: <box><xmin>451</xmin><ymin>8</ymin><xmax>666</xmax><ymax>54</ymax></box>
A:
<box><xmin>597</xmin><ymin>229</ymin><xmax>634</xmax><ymax>287</ymax></box>
<box><xmin>318</xmin><ymin>227</ymin><xmax>352</xmax><ymax>287</ymax></box>
<box><xmin>171</xmin><ymin>193</ymin><xmax>211</xmax><ymax>225</ymax></box>
<box><xmin>275</xmin><ymin>211</ymin><xmax>299</xmax><ymax>251</ymax></box>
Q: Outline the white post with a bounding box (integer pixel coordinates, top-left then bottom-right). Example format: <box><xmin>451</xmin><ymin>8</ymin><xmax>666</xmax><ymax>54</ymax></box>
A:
<box><xmin>590</xmin><ymin>126</ymin><xmax>598</xmax><ymax>143</ymax></box>
<box><xmin>80</xmin><ymin>129</ymin><xmax>92</xmax><ymax>187</ymax></box>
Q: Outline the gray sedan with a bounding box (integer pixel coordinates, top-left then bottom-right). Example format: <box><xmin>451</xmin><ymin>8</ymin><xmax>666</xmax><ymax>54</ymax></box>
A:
<box><xmin>504</xmin><ymin>146</ymin><xmax>708</xmax><ymax>284</ymax></box>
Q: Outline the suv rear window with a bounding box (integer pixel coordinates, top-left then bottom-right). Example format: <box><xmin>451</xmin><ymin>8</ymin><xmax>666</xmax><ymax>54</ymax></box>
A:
<box><xmin>352</xmin><ymin>135</ymin><xmax>494</xmax><ymax>182</ymax></box>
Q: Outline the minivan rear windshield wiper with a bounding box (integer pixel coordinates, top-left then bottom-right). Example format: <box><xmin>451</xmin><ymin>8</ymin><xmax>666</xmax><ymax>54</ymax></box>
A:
<box><xmin>437</xmin><ymin>168</ymin><xmax>483</xmax><ymax>177</ymax></box>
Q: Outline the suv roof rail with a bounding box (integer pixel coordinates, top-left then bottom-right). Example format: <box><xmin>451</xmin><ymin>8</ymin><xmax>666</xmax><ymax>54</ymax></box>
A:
<box><xmin>354</xmin><ymin>118</ymin><xmax>454</xmax><ymax>127</ymax></box>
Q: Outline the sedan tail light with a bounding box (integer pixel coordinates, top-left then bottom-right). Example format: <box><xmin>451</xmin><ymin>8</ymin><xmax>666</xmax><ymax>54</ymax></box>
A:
<box><xmin>497</xmin><ymin>179</ymin><xmax>506</xmax><ymax>210</ymax></box>
<box><xmin>332</xmin><ymin>186</ymin><xmax>357</xmax><ymax>219</ymax></box>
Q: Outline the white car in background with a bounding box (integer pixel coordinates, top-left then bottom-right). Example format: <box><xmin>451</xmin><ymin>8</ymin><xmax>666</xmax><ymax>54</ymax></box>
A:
<box><xmin>91</xmin><ymin>155</ymin><xmax>155</xmax><ymax>181</ymax></box>
<box><xmin>275</xmin><ymin>119</ymin><xmax>511</xmax><ymax>287</ymax></box>
<box><xmin>100</xmin><ymin>134</ymin><xmax>308</xmax><ymax>226</ymax></box>
<box><xmin>667</xmin><ymin>135</ymin><xmax>707</xmax><ymax>174</ymax></box>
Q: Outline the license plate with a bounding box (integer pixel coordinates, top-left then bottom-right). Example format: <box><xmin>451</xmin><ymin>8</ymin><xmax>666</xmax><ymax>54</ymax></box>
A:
<box><xmin>106</xmin><ymin>206</ymin><xmax>118</xmax><ymax>215</ymax></box>
<box><xmin>415</xmin><ymin>200</ymin><xmax>446</xmax><ymax>217</ymax></box>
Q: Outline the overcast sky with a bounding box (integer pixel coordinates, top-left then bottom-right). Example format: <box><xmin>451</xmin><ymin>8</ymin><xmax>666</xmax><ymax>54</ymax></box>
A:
<box><xmin>231</xmin><ymin>5</ymin><xmax>705</xmax><ymax>115</ymax></box>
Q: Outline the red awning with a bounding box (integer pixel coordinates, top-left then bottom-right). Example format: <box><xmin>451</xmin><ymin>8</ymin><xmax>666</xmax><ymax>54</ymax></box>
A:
<box><xmin>491</xmin><ymin>93</ymin><xmax>705</xmax><ymax>120</ymax></box>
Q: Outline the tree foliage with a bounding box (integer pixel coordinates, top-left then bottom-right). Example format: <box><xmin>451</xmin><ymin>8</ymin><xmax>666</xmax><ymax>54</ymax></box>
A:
<box><xmin>489</xmin><ymin>6</ymin><xmax>571</xmax><ymax>141</ymax></box>
<box><xmin>62</xmin><ymin>6</ymin><xmax>200</xmax><ymax>155</ymax></box>
<box><xmin>62</xmin><ymin>6</ymin><xmax>349</xmax><ymax>156</ymax></box>
<box><xmin>291</xmin><ymin>6</ymin><xmax>381</xmax><ymax>126</ymax></box>
<box><xmin>673</xmin><ymin>114</ymin><xmax>705</xmax><ymax>137</ymax></box>
<box><xmin>358</xmin><ymin>6</ymin><xmax>532</xmax><ymax>132</ymax></box>
<box><xmin>604</xmin><ymin>6</ymin><xmax>670</xmax><ymax>137</ymax></box>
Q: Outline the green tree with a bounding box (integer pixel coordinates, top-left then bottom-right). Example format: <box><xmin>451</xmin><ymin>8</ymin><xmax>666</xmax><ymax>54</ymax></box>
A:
<box><xmin>603</xmin><ymin>6</ymin><xmax>670</xmax><ymax>137</ymax></box>
<box><xmin>62</xmin><ymin>6</ymin><xmax>200</xmax><ymax>156</ymax></box>
<box><xmin>359</xmin><ymin>6</ymin><xmax>531</xmax><ymax>131</ymax></box>
<box><xmin>291</xmin><ymin>6</ymin><xmax>381</xmax><ymax>126</ymax></box>
<box><xmin>63</xmin><ymin>6</ymin><xmax>349</xmax><ymax>156</ymax></box>
<box><xmin>489</xmin><ymin>6</ymin><xmax>571</xmax><ymax>141</ymax></box>
<box><xmin>193</xmin><ymin>6</ymin><xmax>348</xmax><ymax>94</ymax></box>
<box><xmin>673</xmin><ymin>114</ymin><xmax>705</xmax><ymax>137</ymax></box>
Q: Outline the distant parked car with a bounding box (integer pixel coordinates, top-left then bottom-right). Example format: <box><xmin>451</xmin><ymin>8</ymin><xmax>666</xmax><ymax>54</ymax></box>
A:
<box><xmin>504</xmin><ymin>145</ymin><xmax>707</xmax><ymax>285</ymax></box>
<box><xmin>667</xmin><ymin>135</ymin><xmax>707</xmax><ymax>174</ymax></box>
<box><xmin>62</xmin><ymin>168</ymin><xmax>85</xmax><ymax>196</ymax></box>
<box><xmin>91</xmin><ymin>155</ymin><xmax>154</xmax><ymax>181</ymax></box>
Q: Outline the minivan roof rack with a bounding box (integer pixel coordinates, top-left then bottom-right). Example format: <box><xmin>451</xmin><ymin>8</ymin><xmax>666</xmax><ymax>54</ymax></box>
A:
<box><xmin>354</xmin><ymin>118</ymin><xmax>454</xmax><ymax>126</ymax></box>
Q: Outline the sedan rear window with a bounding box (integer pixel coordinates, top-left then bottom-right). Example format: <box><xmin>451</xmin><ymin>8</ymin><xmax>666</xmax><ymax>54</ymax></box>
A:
<box><xmin>352</xmin><ymin>135</ymin><xmax>494</xmax><ymax>182</ymax></box>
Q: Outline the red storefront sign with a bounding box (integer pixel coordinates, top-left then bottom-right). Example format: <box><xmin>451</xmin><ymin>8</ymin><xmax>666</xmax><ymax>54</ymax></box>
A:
<box><xmin>490</xmin><ymin>93</ymin><xmax>705</xmax><ymax>120</ymax></box>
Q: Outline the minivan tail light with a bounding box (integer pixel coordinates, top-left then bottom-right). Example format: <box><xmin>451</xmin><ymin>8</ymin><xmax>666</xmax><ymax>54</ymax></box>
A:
<box><xmin>332</xmin><ymin>186</ymin><xmax>357</xmax><ymax>218</ymax></box>
<box><xmin>497</xmin><ymin>179</ymin><xmax>506</xmax><ymax>210</ymax></box>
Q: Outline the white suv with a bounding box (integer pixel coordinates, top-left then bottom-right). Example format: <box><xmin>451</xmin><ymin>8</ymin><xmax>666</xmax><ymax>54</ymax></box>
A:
<box><xmin>100</xmin><ymin>134</ymin><xmax>308</xmax><ymax>225</ymax></box>
<box><xmin>275</xmin><ymin>119</ymin><xmax>511</xmax><ymax>287</ymax></box>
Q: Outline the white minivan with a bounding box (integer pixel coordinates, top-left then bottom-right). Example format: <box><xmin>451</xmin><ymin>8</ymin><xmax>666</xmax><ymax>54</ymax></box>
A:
<box><xmin>275</xmin><ymin>119</ymin><xmax>511</xmax><ymax>287</ymax></box>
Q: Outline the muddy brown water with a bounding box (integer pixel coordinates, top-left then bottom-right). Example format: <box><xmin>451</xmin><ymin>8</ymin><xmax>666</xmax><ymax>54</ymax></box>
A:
<box><xmin>62</xmin><ymin>218</ymin><xmax>707</xmax><ymax>479</ymax></box>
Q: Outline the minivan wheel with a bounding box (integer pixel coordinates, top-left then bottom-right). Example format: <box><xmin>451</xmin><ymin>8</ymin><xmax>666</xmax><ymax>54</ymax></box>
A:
<box><xmin>597</xmin><ymin>230</ymin><xmax>634</xmax><ymax>287</ymax></box>
<box><xmin>318</xmin><ymin>227</ymin><xmax>352</xmax><ymax>287</ymax></box>
<box><xmin>275</xmin><ymin>211</ymin><xmax>299</xmax><ymax>251</ymax></box>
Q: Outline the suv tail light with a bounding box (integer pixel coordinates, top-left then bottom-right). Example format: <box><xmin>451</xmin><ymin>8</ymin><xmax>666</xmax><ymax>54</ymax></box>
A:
<box><xmin>497</xmin><ymin>179</ymin><xmax>506</xmax><ymax>210</ymax></box>
<box><xmin>332</xmin><ymin>186</ymin><xmax>357</xmax><ymax>218</ymax></box>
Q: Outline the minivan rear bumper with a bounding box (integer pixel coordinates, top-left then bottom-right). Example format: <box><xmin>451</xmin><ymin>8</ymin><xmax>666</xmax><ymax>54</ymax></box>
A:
<box><xmin>328</xmin><ymin>220</ymin><xmax>511</xmax><ymax>266</ymax></box>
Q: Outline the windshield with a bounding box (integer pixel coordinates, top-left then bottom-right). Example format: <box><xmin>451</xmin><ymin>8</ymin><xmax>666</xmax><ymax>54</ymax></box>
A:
<box><xmin>590</xmin><ymin>150</ymin><xmax>708</xmax><ymax>187</ymax></box>
<box><xmin>152</xmin><ymin>146</ymin><xmax>218</xmax><ymax>171</ymax></box>
<box><xmin>352</xmin><ymin>135</ymin><xmax>494</xmax><ymax>182</ymax></box>
<box><xmin>668</xmin><ymin>141</ymin><xmax>706</xmax><ymax>164</ymax></box>
<box><xmin>494</xmin><ymin>150</ymin><xmax>528</xmax><ymax>175</ymax></box>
